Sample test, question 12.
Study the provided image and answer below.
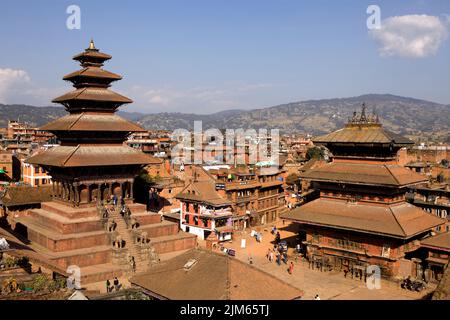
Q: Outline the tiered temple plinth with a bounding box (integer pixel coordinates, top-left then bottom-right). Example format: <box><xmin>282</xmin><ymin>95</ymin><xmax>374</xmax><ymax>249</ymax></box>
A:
<box><xmin>13</xmin><ymin>201</ymin><xmax>196</xmax><ymax>283</ymax></box>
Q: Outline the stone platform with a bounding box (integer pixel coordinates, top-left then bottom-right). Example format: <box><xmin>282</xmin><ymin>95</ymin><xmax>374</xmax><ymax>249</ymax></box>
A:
<box><xmin>10</xmin><ymin>201</ymin><xmax>196</xmax><ymax>284</ymax></box>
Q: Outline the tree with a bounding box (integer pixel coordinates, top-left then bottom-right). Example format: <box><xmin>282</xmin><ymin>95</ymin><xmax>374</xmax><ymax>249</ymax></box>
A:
<box><xmin>285</xmin><ymin>173</ymin><xmax>300</xmax><ymax>186</ymax></box>
<box><xmin>306</xmin><ymin>147</ymin><xmax>325</xmax><ymax>160</ymax></box>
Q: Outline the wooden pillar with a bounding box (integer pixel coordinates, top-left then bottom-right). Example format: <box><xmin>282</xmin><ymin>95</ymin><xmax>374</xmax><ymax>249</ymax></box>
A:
<box><xmin>56</xmin><ymin>181</ymin><xmax>60</xmax><ymax>199</ymax></box>
<box><xmin>87</xmin><ymin>184</ymin><xmax>92</xmax><ymax>203</ymax></box>
<box><xmin>130</xmin><ymin>181</ymin><xmax>134</xmax><ymax>199</ymax></box>
<box><xmin>75</xmin><ymin>185</ymin><xmax>80</xmax><ymax>206</ymax></box>
<box><xmin>62</xmin><ymin>182</ymin><xmax>66</xmax><ymax>200</ymax></box>
<box><xmin>97</xmin><ymin>184</ymin><xmax>102</xmax><ymax>202</ymax></box>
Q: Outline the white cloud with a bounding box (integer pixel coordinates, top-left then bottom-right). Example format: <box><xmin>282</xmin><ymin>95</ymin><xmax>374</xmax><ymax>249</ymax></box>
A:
<box><xmin>370</xmin><ymin>14</ymin><xmax>448</xmax><ymax>58</ymax></box>
<box><xmin>0</xmin><ymin>68</ymin><xmax>31</xmax><ymax>103</ymax></box>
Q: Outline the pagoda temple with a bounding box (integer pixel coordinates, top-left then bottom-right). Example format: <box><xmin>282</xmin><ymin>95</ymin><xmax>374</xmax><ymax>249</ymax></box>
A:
<box><xmin>9</xmin><ymin>41</ymin><xmax>196</xmax><ymax>284</ymax></box>
<box><xmin>281</xmin><ymin>106</ymin><xmax>445</xmax><ymax>279</ymax></box>
<box><xmin>27</xmin><ymin>40</ymin><xmax>159</xmax><ymax>204</ymax></box>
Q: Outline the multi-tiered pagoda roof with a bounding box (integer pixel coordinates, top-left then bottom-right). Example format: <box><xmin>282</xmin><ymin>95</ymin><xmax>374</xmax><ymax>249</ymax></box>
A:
<box><xmin>28</xmin><ymin>40</ymin><xmax>159</xmax><ymax>169</ymax></box>
<box><xmin>282</xmin><ymin>106</ymin><xmax>445</xmax><ymax>239</ymax></box>
<box><xmin>27</xmin><ymin>40</ymin><xmax>159</xmax><ymax>206</ymax></box>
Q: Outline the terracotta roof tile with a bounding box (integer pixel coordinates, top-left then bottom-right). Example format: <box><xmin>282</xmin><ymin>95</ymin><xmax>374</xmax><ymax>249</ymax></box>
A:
<box><xmin>26</xmin><ymin>145</ymin><xmax>161</xmax><ymax>167</ymax></box>
<box><xmin>300</xmin><ymin>162</ymin><xmax>427</xmax><ymax>187</ymax></box>
<box><xmin>313</xmin><ymin>124</ymin><xmax>413</xmax><ymax>145</ymax></box>
<box><xmin>131</xmin><ymin>249</ymin><xmax>303</xmax><ymax>300</ymax></box>
<box><xmin>52</xmin><ymin>87</ymin><xmax>132</xmax><ymax>104</ymax></box>
<box><xmin>1</xmin><ymin>186</ymin><xmax>52</xmax><ymax>207</ymax></box>
<box><xmin>421</xmin><ymin>232</ymin><xmax>450</xmax><ymax>251</ymax></box>
<box><xmin>63</xmin><ymin>67</ymin><xmax>122</xmax><ymax>81</ymax></box>
<box><xmin>41</xmin><ymin>113</ymin><xmax>144</xmax><ymax>132</ymax></box>
<box><xmin>281</xmin><ymin>198</ymin><xmax>445</xmax><ymax>238</ymax></box>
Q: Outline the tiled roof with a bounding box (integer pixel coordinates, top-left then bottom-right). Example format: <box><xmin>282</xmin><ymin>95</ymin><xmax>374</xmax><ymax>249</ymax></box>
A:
<box><xmin>41</xmin><ymin>113</ymin><xmax>144</xmax><ymax>132</ymax></box>
<box><xmin>1</xmin><ymin>186</ymin><xmax>52</xmax><ymax>207</ymax></box>
<box><xmin>63</xmin><ymin>67</ymin><xmax>122</xmax><ymax>81</ymax></box>
<box><xmin>313</xmin><ymin>123</ymin><xmax>413</xmax><ymax>145</ymax></box>
<box><xmin>176</xmin><ymin>180</ymin><xmax>231</xmax><ymax>207</ymax></box>
<box><xmin>300</xmin><ymin>162</ymin><xmax>427</xmax><ymax>187</ymax></box>
<box><xmin>26</xmin><ymin>145</ymin><xmax>161</xmax><ymax>167</ymax></box>
<box><xmin>130</xmin><ymin>249</ymin><xmax>303</xmax><ymax>300</ymax></box>
<box><xmin>73</xmin><ymin>50</ymin><xmax>112</xmax><ymax>61</ymax></box>
<box><xmin>421</xmin><ymin>232</ymin><xmax>450</xmax><ymax>251</ymax></box>
<box><xmin>281</xmin><ymin>198</ymin><xmax>445</xmax><ymax>239</ymax></box>
<box><xmin>52</xmin><ymin>87</ymin><xmax>132</xmax><ymax>104</ymax></box>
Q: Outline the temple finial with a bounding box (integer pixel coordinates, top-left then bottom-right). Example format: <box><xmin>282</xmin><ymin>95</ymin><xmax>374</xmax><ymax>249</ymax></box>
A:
<box><xmin>88</xmin><ymin>38</ymin><xmax>96</xmax><ymax>50</ymax></box>
<box><xmin>360</xmin><ymin>102</ymin><xmax>367</xmax><ymax>123</ymax></box>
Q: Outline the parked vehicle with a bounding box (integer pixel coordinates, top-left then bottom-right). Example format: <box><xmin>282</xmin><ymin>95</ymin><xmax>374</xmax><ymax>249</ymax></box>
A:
<box><xmin>401</xmin><ymin>277</ymin><xmax>426</xmax><ymax>292</ymax></box>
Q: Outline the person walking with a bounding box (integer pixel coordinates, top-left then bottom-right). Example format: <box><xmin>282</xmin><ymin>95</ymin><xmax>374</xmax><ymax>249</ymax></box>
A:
<box><xmin>276</xmin><ymin>252</ymin><xmax>281</xmax><ymax>266</ymax></box>
<box><xmin>106</xmin><ymin>279</ymin><xmax>111</xmax><ymax>293</ymax></box>
<box><xmin>289</xmin><ymin>261</ymin><xmax>294</xmax><ymax>275</ymax></box>
<box><xmin>131</xmin><ymin>256</ymin><xmax>136</xmax><ymax>272</ymax></box>
<box><xmin>269</xmin><ymin>250</ymin><xmax>274</xmax><ymax>263</ymax></box>
<box><xmin>113</xmin><ymin>277</ymin><xmax>120</xmax><ymax>291</ymax></box>
<box><xmin>283</xmin><ymin>251</ymin><xmax>288</xmax><ymax>264</ymax></box>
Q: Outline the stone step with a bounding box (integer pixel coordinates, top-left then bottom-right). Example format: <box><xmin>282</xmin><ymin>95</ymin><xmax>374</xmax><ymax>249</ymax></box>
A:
<box><xmin>26</xmin><ymin>241</ymin><xmax>113</xmax><ymax>269</ymax></box>
<box><xmin>139</xmin><ymin>220</ymin><xmax>179</xmax><ymax>238</ymax></box>
<box><xmin>150</xmin><ymin>232</ymin><xmax>197</xmax><ymax>254</ymax></box>
<box><xmin>15</xmin><ymin>217</ymin><xmax>109</xmax><ymax>252</ymax></box>
<box><xmin>40</xmin><ymin>202</ymin><xmax>98</xmax><ymax>219</ymax></box>
<box><xmin>26</xmin><ymin>209</ymin><xmax>102</xmax><ymax>234</ymax></box>
<box><xmin>79</xmin><ymin>263</ymin><xmax>124</xmax><ymax>285</ymax></box>
<box><xmin>131</xmin><ymin>212</ymin><xmax>162</xmax><ymax>226</ymax></box>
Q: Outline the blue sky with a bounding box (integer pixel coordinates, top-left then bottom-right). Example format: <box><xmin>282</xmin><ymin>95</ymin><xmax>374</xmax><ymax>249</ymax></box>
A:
<box><xmin>0</xmin><ymin>0</ymin><xmax>449</xmax><ymax>113</ymax></box>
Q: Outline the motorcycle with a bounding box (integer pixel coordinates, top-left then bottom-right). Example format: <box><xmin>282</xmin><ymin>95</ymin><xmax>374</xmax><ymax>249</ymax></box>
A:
<box><xmin>401</xmin><ymin>277</ymin><xmax>426</xmax><ymax>292</ymax></box>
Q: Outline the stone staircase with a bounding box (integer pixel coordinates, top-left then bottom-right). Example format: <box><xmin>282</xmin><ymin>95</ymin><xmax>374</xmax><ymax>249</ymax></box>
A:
<box><xmin>106</xmin><ymin>205</ymin><xmax>148</xmax><ymax>274</ymax></box>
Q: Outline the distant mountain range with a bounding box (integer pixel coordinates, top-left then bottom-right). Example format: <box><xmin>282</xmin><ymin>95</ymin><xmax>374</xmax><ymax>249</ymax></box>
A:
<box><xmin>1</xmin><ymin>94</ymin><xmax>449</xmax><ymax>141</ymax></box>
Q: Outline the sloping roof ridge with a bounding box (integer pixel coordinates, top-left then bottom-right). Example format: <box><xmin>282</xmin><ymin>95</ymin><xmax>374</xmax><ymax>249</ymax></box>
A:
<box><xmin>384</xmin><ymin>164</ymin><xmax>401</xmax><ymax>185</ymax></box>
<box><xmin>388</xmin><ymin>205</ymin><xmax>407</xmax><ymax>237</ymax></box>
<box><xmin>62</xmin><ymin>145</ymin><xmax>81</xmax><ymax>166</ymax></box>
<box><xmin>68</xmin><ymin>112</ymin><xmax>85</xmax><ymax>130</ymax></box>
<box><xmin>200</xmin><ymin>166</ymin><xmax>218</xmax><ymax>182</ymax></box>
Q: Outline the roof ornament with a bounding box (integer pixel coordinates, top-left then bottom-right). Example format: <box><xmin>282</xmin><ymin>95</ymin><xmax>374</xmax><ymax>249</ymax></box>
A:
<box><xmin>87</xmin><ymin>38</ymin><xmax>98</xmax><ymax>51</ymax></box>
<box><xmin>351</xmin><ymin>111</ymin><xmax>358</xmax><ymax>123</ymax></box>
<box><xmin>359</xmin><ymin>103</ymin><xmax>367</xmax><ymax>123</ymax></box>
